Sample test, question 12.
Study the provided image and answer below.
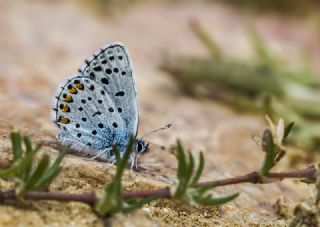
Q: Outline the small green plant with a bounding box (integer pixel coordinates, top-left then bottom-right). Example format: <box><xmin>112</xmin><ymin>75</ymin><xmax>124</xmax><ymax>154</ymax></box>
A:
<box><xmin>172</xmin><ymin>141</ymin><xmax>239</xmax><ymax>205</ymax></box>
<box><xmin>0</xmin><ymin>130</ymin><xmax>66</xmax><ymax>193</ymax></box>
<box><xmin>96</xmin><ymin>136</ymin><xmax>239</xmax><ymax>216</ymax></box>
<box><xmin>260</xmin><ymin>117</ymin><xmax>294</xmax><ymax>176</ymax></box>
<box><xmin>95</xmin><ymin>136</ymin><xmax>155</xmax><ymax>215</ymax></box>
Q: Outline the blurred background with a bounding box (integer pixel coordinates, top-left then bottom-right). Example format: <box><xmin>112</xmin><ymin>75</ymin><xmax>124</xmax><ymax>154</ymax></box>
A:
<box><xmin>1</xmin><ymin>0</ymin><xmax>320</xmax><ymax>225</ymax></box>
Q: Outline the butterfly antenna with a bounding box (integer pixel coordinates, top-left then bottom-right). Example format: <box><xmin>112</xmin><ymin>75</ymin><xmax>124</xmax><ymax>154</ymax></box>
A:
<box><xmin>142</xmin><ymin>123</ymin><xmax>172</xmax><ymax>139</ymax></box>
<box><xmin>147</xmin><ymin>141</ymin><xmax>166</xmax><ymax>150</ymax></box>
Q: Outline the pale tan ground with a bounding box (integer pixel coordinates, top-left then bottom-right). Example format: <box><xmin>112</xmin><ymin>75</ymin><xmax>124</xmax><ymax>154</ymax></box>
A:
<box><xmin>0</xmin><ymin>0</ymin><xmax>319</xmax><ymax>226</ymax></box>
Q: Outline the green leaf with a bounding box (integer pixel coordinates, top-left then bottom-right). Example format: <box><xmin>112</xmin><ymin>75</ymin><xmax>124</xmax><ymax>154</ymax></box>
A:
<box><xmin>174</xmin><ymin>141</ymin><xmax>188</xmax><ymax>199</ymax></box>
<box><xmin>186</xmin><ymin>152</ymin><xmax>194</xmax><ymax>183</ymax></box>
<box><xmin>190</xmin><ymin>20</ymin><xmax>223</xmax><ymax>61</ymax></box>
<box><xmin>24</xmin><ymin>155</ymin><xmax>50</xmax><ymax>190</ymax></box>
<box><xmin>0</xmin><ymin>161</ymin><xmax>23</xmax><ymax>178</ymax></box>
<box><xmin>196</xmin><ymin>182</ymin><xmax>219</xmax><ymax>195</ymax></box>
<box><xmin>176</xmin><ymin>141</ymin><xmax>187</xmax><ymax>180</ymax></box>
<box><xmin>0</xmin><ymin>146</ymin><xmax>37</xmax><ymax>178</ymax></box>
<box><xmin>260</xmin><ymin>130</ymin><xmax>276</xmax><ymax>176</ymax></box>
<box><xmin>11</xmin><ymin>131</ymin><xmax>22</xmax><ymax>162</ymax></box>
<box><xmin>23</xmin><ymin>136</ymin><xmax>33</xmax><ymax>154</ymax></box>
<box><xmin>247</xmin><ymin>21</ymin><xmax>276</xmax><ymax>68</ymax></box>
<box><xmin>34</xmin><ymin>147</ymin><xmax>67</xmax><ymax>189</ymax></box>
<box><xmin>190</xmin><ymin>152</ymin><xmax>204</xmax><ymax>187</ymax></box>
<box><xmin>195</xmin><ymin>193</ymin><xmax>239</xmax><ymax>206</ymax></box>
<box><xmin>283</xmin><ymin>122</ymin><xmax>294</xmax><ymax>143</ymax></box>
<box><xmin>21</xmin><ymin>137</ymin><xmax>35</xmax><ymax>181</ymax></box>
<box><xmin>177</xmin><ymin>152</ymin><xmax>194</xmax><ymax>197</ymax></box>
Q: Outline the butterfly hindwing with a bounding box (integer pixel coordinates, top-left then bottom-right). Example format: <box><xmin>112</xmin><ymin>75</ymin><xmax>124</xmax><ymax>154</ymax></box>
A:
<box><xmin>52</xmin><ymin>76</ymin><xmax>128</xmax><ymax>155</ymax></box>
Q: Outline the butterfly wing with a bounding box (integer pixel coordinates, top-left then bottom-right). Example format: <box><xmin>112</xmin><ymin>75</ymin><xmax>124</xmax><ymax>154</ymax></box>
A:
<box><xmin>79</xmin><ymin>43</ymin><xmax>139</xmax><ymax>136</ymax></box>
<box><xmin>51</xmin><ymin>43</ymin><xmax>139</xmax><ymax>159</ymax></box>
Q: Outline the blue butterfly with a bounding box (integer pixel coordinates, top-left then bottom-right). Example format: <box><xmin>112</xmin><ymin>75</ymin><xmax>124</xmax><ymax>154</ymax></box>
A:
<box><xmin>52</xmin><ymin>43</ymin><xmax>149</xmax><ymax>166</ymax></box>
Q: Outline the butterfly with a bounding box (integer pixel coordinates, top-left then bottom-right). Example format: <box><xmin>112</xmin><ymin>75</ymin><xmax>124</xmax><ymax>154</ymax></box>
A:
<box><xmin>51</xmin><ymin>43</ymin><xmax>149</xmax><ymax>166</ymax></box>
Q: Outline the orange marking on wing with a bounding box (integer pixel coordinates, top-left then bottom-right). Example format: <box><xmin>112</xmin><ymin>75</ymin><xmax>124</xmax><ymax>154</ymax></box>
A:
<box><xmin>75</xmin><ymin>83</ymin><xmax>84</xmax><ymax>90</ymax></box>
<box><xmin>64</xmin><ymin>95</ymin><xmax>73</xmax><ymax>102</ymax></box>
<box><xmin>58</xmin><ymin>116</ymin><xmax>70</xmax><ymax>124</ymax></box>
<box><xmin>62</xmin><ymin>105</ymin><xmax>70</xmax><ymax>112</ymax></box>
<box><xmin>68</xmin><ymin>86</ymin><xmax>77</xmax><ymax>94</ymax></box>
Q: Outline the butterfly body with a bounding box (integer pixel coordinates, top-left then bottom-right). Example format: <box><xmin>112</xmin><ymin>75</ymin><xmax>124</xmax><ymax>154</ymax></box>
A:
<box><xmin>52</xmin><ymin>43</ymin><xmax>148</xmax><ymax>162</ymax></box>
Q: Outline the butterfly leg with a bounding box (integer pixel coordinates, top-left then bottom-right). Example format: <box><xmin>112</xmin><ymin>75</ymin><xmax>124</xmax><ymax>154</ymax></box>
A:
<box><xmin>87</xmin><ymin>148</ymin><xmax>112</xmax><ymax>161</ymax></box>
<box><xmin>130</xmin><ymin>153</ymin><xmax>140</xmax><ymax>172</ymax></box>
<box><xmin>130</xmin><ymin>154</ymin><xmax>135</xmax><ymax>172</ymax></box>
<box><xmin>134</xmin><ymin>154</ymin><xmax>139</xmax><ymax>170</ymax></box>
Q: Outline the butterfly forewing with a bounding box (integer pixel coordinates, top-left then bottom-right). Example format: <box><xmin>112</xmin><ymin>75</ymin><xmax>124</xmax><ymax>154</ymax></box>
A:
<box><xmin>79</xmin><ymin>43</ymin><xmax>139</xmax><ymax>136</ymax></box>
<box><xmin>51</xmin><ymin>43</ymin><xmax>139</xmax><ymax>159</ymax></box>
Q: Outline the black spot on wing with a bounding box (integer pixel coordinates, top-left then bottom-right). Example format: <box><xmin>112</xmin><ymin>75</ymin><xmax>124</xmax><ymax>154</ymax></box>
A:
<box><xmin>101</xmin><ymin>78</ymin><xmax>109</xmax><ymax>85</ymax></box>
<box><xmin>93</xmin><ymin>66</ymin><xmax>102</xmax><ymax>72</ymax></box>
<box><xmin>92</xmin><ymin>111</ymin><xmax>102</xmax><ymax>117</ymax></box>
<box><xmin>105</xmin><ymin>68</ymin><xmax>112</xmax><ymax>74</ymax></box>
<box><xmin>89</xmin><ymin>72</ymin><xmax>95</xmax><ymax>80</ymax></box>
<box><xmin>115</xmin><ymin>91</ymin><xmax>125</xmax><ymax>97</ymax></box>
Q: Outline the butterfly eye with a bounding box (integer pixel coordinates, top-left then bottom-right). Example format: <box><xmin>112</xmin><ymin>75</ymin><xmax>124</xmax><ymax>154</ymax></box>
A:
<box><xmin>137</xmin><ymin>143</ymin><xmax>143</xmax><ymax>153</ymax></box>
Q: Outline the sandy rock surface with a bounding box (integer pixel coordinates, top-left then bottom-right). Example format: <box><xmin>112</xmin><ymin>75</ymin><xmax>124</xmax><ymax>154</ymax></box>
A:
<box><xmin>0</xmin><ymin>0</ymin><xmax>317</xmax><ymax>226</ymax></box>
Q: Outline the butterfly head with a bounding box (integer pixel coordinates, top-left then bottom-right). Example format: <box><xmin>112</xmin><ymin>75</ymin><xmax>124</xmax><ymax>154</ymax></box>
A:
<box><xmin>134</xmin><ymin>138</ymin><xmax>149</xmax><ymax>154</ymax></box>
<box><xmin>134</xmin><ymin>123</ymin><xmax>172</xmax><ymax>155</ymax></box>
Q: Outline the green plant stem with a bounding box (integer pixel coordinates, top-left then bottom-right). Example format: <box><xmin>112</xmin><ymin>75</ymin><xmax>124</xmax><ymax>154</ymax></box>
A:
<box><xmin>0</xmin><ymin>165</ymin><xmax>316</xmax><ymax>205</ymax></box>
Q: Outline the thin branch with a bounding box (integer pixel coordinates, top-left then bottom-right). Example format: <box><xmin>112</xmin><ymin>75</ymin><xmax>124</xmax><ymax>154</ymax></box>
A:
<box><xmin>122</xmin><ymin>187</ymin><xmax>170</xmax><ymax>199</ymax></box>
<box><xmin>0</xmin><ymin>165</ymin><xmax>317</xmax><ymax>205</ymax></box>
<box><xmin>124</xmin><ymin>165</ymin><xmax>317</xmax><ymax>199</ymax></box>
<box><xmin>27</xmin><ymin>191</ymin><xmax>96</xmax><ymax>206</ymax></box>
<box><xmin>0</xmin><ymin>189</ymin><xmax>97</xmax><ymax>206</ymax></box>
<box><xmin>204</xmin><ymin>164</ymin><xmax>317</xmax><ymax>186</ymax></box>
